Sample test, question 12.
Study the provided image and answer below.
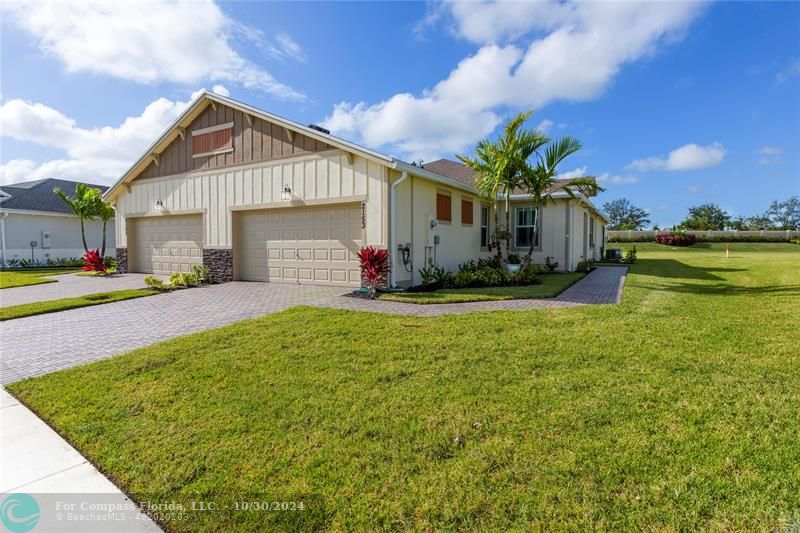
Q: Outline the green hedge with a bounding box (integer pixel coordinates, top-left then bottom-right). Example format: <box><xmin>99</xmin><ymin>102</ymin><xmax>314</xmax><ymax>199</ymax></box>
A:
<box><xmin>608</xmin><ymin>235</ymin><xmax>796</xmax><ymax>243</ymax></box>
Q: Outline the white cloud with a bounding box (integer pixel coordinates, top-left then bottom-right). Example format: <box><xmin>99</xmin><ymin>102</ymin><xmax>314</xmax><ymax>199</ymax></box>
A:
<box><xmin>0</xmin><ymin>86</ymin><xmax>230</xmax><ymax>186</ymax></box>
<box><xmin>322</xmin><ymin>1</ymin><xmax>705</xmax><ymax>160</ymax></box>
<box><xmin>685</xmin><ymin>185</ymin><xmax>699</xmax><ymax>193</ymax></box>
<box><xmin>758</xmin><ymin>146</ymin><xmax>782</xmax><ymax>165</ymax></box>
<box><xmin>598</xmin><ymin>172</ymin><xmax>638</xmax><ymax>185</ymax></box>
<box><xmin>560</xmin><ymin>166</ymin><xmax>588</xmax><ymax>180</ymax></box>
<box><xmin>3</xmin><ymin>1</ymin><xmax>303</xmax><ymax>100</ymax></box>
<box><xmin>775</xmin><ymin>59</ymin><xmax>800</xmax><ymax>84</ymax></box>
<box><xmin>626</xmin><ymin>142</ymin><xmax>726</xmax><ymax>172</ymax></box>
<box><xmin>536</xmin><ymin>119</ymin><xmax>555</xmax><ymax>133</ymax></box>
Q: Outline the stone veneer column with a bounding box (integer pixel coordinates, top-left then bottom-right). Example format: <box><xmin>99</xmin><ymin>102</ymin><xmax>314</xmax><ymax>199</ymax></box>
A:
<box><xmin>115</xmin><ymin>248</ymin><xmax>128</xmax><ymax>274</ymax></box>
<box><xmin>202</xmin><ymin>248</ymin><xmax>233</xmax><ymax>283</ymax></box>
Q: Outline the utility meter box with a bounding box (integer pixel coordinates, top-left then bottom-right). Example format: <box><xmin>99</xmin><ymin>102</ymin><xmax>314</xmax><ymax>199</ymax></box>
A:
<box><xmin>42</xmin><ymin>230</ymin><xmax>52</xmax><ymax>249</ymax></box>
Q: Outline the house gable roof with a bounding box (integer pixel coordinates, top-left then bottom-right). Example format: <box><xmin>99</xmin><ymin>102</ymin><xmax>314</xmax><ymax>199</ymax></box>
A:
<box><xmin>0</xmin><ymin>178</ymin><xmax>108</xmax><ymax>214</ymax></box>
<box><xmin>104</xmin><ymin>91</ymin><xmax>395</xmax><ymax>201</ymax></box>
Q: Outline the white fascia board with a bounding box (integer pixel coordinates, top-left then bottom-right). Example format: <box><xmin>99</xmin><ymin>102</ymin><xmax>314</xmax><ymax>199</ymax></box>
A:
<box><xmin>0</xmin><ymin>208</ymin><xmax>77</xmax><ymax>218</ymax></box>
<box><xmin>392</xmin><ymin>160</ymin><xmax>479</xmax><ymax>195</ymax></box>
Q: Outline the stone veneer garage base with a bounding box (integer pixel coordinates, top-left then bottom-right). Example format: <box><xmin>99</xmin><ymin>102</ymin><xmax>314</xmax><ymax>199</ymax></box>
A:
<box><xmin>203</xmin><ymin>248</ymin><xmax>233</xmax><ymax>282</ymax></box>
<box><xmin>115</xmin><ymin>247</ymin><xmax>128</xmax><ymax>274</ymax></box>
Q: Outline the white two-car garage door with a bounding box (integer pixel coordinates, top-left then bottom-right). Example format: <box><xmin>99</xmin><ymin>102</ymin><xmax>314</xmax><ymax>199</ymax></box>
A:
<box><xmin>237</xmin><ymin>204</ymin><xmax>362</xmax><ymax>286</ymax></box>
<box><xmin>129</xmin><ymin>215</ymin><xmax>203</xmax><ymax>274</ymax></box>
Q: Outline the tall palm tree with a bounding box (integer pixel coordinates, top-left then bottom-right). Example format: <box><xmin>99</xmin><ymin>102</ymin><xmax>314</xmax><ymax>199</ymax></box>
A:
<box><xmin>97</xmin><ymin>201</ymin><xmax>115</xmax><ymax>258</ymax></box>
<box><xmin>457</xmin><ymin>111</ymin><xmax>548</xmax><ymax>266</ymax></box>
<box><xmin>54</xmin><ymin>183</ymin><xmax>101</xmax><ymax>253</ymax></box>
<box><xmin>518</xmin><ymin>135</ymin><xmax>603</xmax><ymax>264</ymax></box>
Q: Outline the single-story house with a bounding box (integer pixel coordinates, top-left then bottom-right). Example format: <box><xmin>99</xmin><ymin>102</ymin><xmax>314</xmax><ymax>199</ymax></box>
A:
<box><xmin>0</xmin><ymin>178</ymin><xmax>115</xmax><ymax>267</ymax></box>
<box><xmin>103</xmin><ymin>91</ymin><xmax>607</xmax><ymax>286</ymax></box>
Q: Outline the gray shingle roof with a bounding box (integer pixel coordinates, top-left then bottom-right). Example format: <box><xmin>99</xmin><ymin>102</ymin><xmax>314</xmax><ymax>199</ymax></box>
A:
<box><xmin>0</xmin><ymin>179</ymin><xmax>109</xmax><ymax>214</ymax></box>
<box><xmin>423</xmin><ymin>159</ymin><xmax>587</xmax><ymax>196</ymax></box>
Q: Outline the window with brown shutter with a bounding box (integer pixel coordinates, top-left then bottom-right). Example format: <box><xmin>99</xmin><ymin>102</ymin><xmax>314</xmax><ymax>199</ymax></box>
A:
<box><xmin>461</xmin><ymin>199</ymin><xmax>473</xmax><ymax>225</ymax></box>
<box><xmin>436</xmin><ymin>193</ymin><xmax>452</xmax><ymax>222</ymax></box>
<box><xmin>192</xmin><ymin>122</ymin><xmax>234</xmax><ymax>157</ymax></box>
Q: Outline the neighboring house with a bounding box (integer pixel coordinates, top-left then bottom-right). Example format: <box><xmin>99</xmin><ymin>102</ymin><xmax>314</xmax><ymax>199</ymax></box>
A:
<box><xmin>0</xmin><ymin>178</ymin><xmax>115</xmax><ymax>266</ymax></box>
<box><xmin>104</xmin><ymin>91</ymin><xmax>606</xmax><ymax>286</ymax></box>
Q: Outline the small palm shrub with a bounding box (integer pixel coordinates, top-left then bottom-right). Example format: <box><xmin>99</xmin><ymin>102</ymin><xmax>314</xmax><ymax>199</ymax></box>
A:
<box><xmin>576</xmin><ymin>259</ymin><xmax>594</xmax><ymax>273</ymax></box>
<box><xmin>544</xmin><ymin>256</ymin><xmax>559</xmax><ymax>272</ymax></box>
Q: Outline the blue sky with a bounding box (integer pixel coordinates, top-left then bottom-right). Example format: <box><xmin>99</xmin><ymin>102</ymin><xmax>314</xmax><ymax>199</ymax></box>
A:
<box><xmin>1</xmin><ymin>1</ymin><xmax>798</xmax><ymax>227</ymax></box>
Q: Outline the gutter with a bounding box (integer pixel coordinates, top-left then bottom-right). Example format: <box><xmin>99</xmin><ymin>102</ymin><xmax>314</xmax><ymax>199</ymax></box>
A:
<box><xmin>389</xmin><ymin>171</ymin><xmax>408</xmax><ymax>288</ymax></box>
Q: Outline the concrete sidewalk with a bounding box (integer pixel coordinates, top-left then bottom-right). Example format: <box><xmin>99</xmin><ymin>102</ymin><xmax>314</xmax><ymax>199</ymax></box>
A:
<box><xmin>0</xmin><ymin>388</ymin><xmax>161</xmax><ymax>531</ymax></box>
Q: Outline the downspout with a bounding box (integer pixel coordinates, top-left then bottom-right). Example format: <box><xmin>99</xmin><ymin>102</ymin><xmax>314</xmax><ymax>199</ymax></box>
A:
<box><xmin>389</xmin><ymin>171</ymin><xmax>408</xmax><ymax>288</ymax></box>
<box><xmin>0</xmin><ymin>212</ymin><xmax>7</xmax><ymax>267</ymax></box>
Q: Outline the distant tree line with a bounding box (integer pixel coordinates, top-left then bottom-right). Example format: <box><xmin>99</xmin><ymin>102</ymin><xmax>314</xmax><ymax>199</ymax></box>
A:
<box><xmin>602</xmin><ymin>196</ymin><xmax>800</xmax><ymax>231</ymax></box>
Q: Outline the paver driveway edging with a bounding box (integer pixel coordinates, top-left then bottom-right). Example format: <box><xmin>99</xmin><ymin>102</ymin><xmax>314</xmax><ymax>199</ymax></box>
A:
<box><xmin>0</xmin><ymin>267</ymin><xmax>626</xmax><ymax>385</ymax></box>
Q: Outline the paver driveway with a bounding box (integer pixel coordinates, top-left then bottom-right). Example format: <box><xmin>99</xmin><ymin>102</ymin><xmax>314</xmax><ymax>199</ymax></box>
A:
<box><xmin>0</xmin><ymin>267</ymin><xmax>625</xmax><ymax>385</ymax></box>
<box><xmin>0</xmin><ymin>272</ymin><xmax>164</xmax><ymax>307</ymax></box>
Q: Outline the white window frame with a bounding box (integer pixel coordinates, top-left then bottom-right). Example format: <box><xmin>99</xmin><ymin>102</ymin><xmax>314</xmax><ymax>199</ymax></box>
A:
<box><xmin>480</xmin><ymin>205</ymin><xmax>490</xmax><ymax>248</ymax></box>
<box><xmin>514</xmin><ymin>206</ymin><xmax>540</xmax><ymax>249</ymax></box>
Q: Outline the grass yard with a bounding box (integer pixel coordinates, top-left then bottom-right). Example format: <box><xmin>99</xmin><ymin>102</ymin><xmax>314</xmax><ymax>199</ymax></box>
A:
<box><xmin>380</xmin><ymin>272</ymin><xmax>585</xmax><ymax>304</ymax></box>
<box><xmin>0</xmin><ymin>289</ymin><xmax>156</xmax><ymax>321</ymax></box>
<box><xmin>7</xmin><ymin>243</ymin><xmax>800</xmax><ymax>530</ymax></box>
<box><xmin>0</xmin><ymin>268</ymin><xmax>81</xmax><ymax>289</ymax></box>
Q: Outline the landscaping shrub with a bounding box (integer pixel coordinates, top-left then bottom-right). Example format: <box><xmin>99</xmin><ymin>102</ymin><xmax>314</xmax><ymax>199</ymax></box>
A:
<box><xmin>511</xmin><ymin>264</ymin><xmax>541</xmax><ymax>285</ymax></box>
<box><xmin>791</xmin><ymin>237</ymin><xmax>800</xmax><ymax>245</ymax></box>
<box><xmin>454</xmin><ymin>266</ymin><xmax>505</xmax><ymax>288</ymax></box>
<box><xmin>656</xmin><ymin>232</ymin><xmax>697</xmax><ymax>246</ymax></box>
<box><xmin>144</xmin><ymin>276</ymin><xmax>168</xmax><ymax>291</ymax></box>
<box><xmin>82</xmin><ymin>249</ymin><xmax>107</xmax><ymax>273</ymax></box>
<box><xmin>191</xmin><ymin>264</ymin><xmax>212</xmax><ymax>284</ymax></box>
<box><xmin>544</xmin><ymin>256</ymin><xmax>559</xmax><ymax>272</ymax></box>
<box><xmin>419</xmin><ymin>265</ymin><xmax>454</xmax><ymax>287</ymax></box>
<box><xmin>624</xmin><ymin>246</ymin><xmax>638</xmax><ymax>264</ymax></box>
<box><xmin>168</xmin><ymin>272</ymin><xmax>200</xmax><ymax>288</ymax></box>
<box><xmin>357</xmin><ymin>246</ymin><xmax>391</xmax><ymax>299</ymax></box>
<box><xmin>576</xmin><ymin>259</ymin><xmax>594</xmax><ymax>273</ymax></box>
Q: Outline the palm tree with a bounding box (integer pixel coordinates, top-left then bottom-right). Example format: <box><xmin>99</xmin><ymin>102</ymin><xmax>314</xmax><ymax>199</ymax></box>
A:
<box><xmin>518</xmin><ymin>135</ymin><xmax>602</xmax><ymax>265</ymax></box>
<box><xmin>457</xmin><ymin>111</ymin><xmax>548</xmax><ymax>267</ymax></box>
<box><xmin>97</xmin><ymin>201</ymin><xmax>115</xmax><ymax>258</ymax></box>
<box><xmin>54</xmin><ymin>183</ymin><xmax>101</xmax><ymax>253</ymax></box>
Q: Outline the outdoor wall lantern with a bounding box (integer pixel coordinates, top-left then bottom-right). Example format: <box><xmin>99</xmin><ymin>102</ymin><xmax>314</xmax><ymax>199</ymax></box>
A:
<box><xmin>282</xmin><ymin>185</ymin><xmax>292</xmax><ymax>201</ymax></box>
<box><xmin>154</xmin><ymin>200</ymin><xmax>164</xmax><ymax>213</ymax></box>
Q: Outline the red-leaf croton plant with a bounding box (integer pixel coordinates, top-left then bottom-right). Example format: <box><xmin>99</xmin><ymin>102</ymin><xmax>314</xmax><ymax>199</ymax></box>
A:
<box><xmin>357</xmin><ymin>246</ymin><xmax>390</xmax><ymax>299</ymax></box>
<box><xmin>82</xmin><ymin>249</ymin><xmax>107</xmax><ymax>273</ymax></box>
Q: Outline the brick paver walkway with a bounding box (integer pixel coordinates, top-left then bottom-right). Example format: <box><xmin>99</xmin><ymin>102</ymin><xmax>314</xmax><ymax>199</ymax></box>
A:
<box><xmin>0</xmin><ymin>273</ymin><xmax>165</xmax><ymax>307</ymax></box>
<box><xmin>0</xmin><ymin>267</ymin><xmax>626</xmax><ymax>384</ymax></box>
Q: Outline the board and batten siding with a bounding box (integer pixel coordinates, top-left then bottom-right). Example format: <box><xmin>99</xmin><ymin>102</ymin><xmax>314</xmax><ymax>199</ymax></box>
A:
<box><xmin>115</xmin><ymin>150</ymin><xmax>388</xmax><ymax>249</ymax></box>
<box><xmin>138</xmin><ymin>103</ymin><xmax>333</xmax><ymax>180</ymax></box>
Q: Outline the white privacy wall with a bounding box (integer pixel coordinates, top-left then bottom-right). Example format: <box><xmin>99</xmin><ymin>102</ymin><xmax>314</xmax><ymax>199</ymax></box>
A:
<box><xmin>115</xmin><ymin>150</ymin><xmax>388</xmax><ymax>248</ymax></box>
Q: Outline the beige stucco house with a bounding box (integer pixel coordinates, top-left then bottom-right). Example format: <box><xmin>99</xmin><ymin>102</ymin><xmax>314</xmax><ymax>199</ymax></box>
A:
<box><xmin>104</xmin><ymin>91</ymin><xmax>607</xmax><ymax>287</ymax></box>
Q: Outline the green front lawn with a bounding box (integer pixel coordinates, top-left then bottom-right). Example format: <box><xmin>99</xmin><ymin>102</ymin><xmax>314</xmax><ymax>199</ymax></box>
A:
<box><xmin>0</xmin><ymin>289</ymin><xmax>157</xmax><ymax>321</ymax></box>
<box><xmin>8</xmin><ymin>243</ymin><xmax>800</xmax><ymax>530</ymax></box>
<box><xmin>380</xmin><ymin>272</ymin><xmax>585</xmax><ymax>304</ymax></box>
<box><xmin>0</xmin><ymin>268</ymin><xmax>81</xmax><ymax>289</ymax></box>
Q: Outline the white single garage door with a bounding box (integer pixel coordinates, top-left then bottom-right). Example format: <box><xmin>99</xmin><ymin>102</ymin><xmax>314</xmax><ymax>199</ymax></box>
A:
<box><xmin>237</xmin><ymin>204</ymin><xmax>362</xmax><ymax>286</ymax></box>
<box><xmin>129</xmin><ymin>215</ymin><xmax>203</xmax><ymax>274</ymax></box>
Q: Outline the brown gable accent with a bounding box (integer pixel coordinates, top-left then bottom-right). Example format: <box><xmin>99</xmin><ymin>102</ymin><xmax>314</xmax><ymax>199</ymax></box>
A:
<box><xmin>138</xmin><ymin>102</ymin><xmax>333</xmax><ymax>180</ymax></box>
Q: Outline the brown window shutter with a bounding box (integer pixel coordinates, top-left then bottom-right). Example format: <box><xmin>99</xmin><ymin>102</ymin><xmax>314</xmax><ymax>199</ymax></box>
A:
<box><xmin>193</xmin><ymin>128</ymin><xmax>233</xmax><ymax>155</ymax></box>
<box><xmin>461</xmin><ymin>199</ymin><xmax>473</xmax><ymax>224</ymax></box>
<box><xmin>436</xmin><ymin>193</ymin><xmax>451</xmax><ymax>222</ymax></box>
